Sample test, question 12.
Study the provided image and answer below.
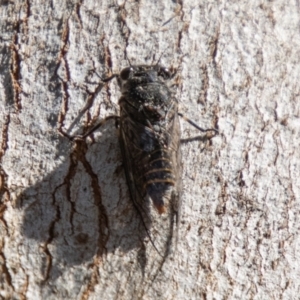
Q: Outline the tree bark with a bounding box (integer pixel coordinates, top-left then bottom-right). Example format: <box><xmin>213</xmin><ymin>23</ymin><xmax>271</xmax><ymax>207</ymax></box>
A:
<box><xmin>1</xmin><ymin>0</ymin><xmax>300</xmax><ymax>299</ymax></box>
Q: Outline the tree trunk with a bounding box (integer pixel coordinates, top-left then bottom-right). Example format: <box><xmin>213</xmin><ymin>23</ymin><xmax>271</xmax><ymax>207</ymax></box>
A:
<box><xmin>1</xmin><ymin>0</ymin><xmax>299</xmax><ymax>299</ymax></box>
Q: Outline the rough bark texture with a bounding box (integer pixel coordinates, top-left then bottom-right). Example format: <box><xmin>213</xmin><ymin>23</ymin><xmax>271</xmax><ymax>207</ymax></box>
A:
<box><xmin>1</xmin><ymin>0</ymin><xmax>300</xmax><ymax>299</ymax></box>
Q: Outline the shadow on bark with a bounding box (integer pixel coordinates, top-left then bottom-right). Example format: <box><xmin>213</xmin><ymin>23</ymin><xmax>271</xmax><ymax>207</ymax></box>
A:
<box><xmin>16</xmin><ymin>119</ymin><xmax>147</xmax><ymax>280</ymax></box>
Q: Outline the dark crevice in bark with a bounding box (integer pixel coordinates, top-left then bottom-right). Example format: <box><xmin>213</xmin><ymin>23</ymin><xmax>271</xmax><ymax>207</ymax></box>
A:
<box><xmin>0</xmin><ymin>240</ymin><xmax>14</xmax><ymax>292</ymax></box>
<box><xmin>176</xmin><ymin>1</ymin><xmax>185</xmax><ymax>49</ymax></box>
<box><xmin>0</xmin><ymin>115</ymin><xmax>10</xmax><ymax>235</ymax></box>
<box><xmin>73</xmin><ymin>140</ymin><xmax>109</xmax><ymax>300</ymax></box>
<box><xmin>75</xmin><ymin>141</ymin><xmax>109</xmax><ymax>256</ymax></box>
<box><xmin>10</xmin><ymin>32</ymin><xmax>22</xmax><ymax>111</ymax></box>
<box><xmin>75</xmin><ymin>0</ymin><xmax>84</xmax><ymax>28</ymax></box>
<box><xmin>57</xmin><ymin>20</ymin><xmax>71</xmax><ymax>133</ymax></box>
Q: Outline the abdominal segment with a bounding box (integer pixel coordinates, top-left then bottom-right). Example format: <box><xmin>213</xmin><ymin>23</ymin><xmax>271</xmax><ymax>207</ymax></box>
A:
<box><xmin>143</xmin><ymin>149</ymin><xmax>176</xmax><ymax>214</ymax></box>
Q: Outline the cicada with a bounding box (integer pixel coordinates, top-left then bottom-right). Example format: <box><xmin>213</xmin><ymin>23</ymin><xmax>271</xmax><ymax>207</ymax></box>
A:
<box><xmin>77</xmin><ymin>64</ymin><xmax>217</xmax><ymax>256</ymax></box>
<box><xmin>117</xmin><ymin>65</ymin><xmax>182</xmax><ymax>255</ymax></box>
<box><xmin>117</xmin><ymin>65</ymin><xmax>181</xmax><ymax>214</ymax></box>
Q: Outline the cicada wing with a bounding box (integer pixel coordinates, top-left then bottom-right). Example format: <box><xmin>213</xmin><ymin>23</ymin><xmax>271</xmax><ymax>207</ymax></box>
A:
<box><xmin>119</xmin><ymin>128</ymin><xmax>149</xmax><ymax>216</ymax></box>
<box><xmin>118</xmin><ymin>117</ymin><xmax>153</xmax><ymax>236</ymax></box>
<box><xmin>119</xmin><ymin>109</ymin><xmax>181</xmax><ymax>257</ymax></box>
<box><xmin>168</xmin><ymin>111</ymin><xmax>182</xmax><ymax>249</ymax></box>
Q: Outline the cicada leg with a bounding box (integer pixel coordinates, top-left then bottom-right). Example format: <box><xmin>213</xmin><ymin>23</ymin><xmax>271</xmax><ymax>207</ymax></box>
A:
<box><xmin>59</xmin><ymin>115</ymin><xmax>119</xmax><ymax>141</ymax></box>
<box><xmin>178</xmin><ymin>112</ymin><xmax>218</xmax><ymax>134</ymax></box>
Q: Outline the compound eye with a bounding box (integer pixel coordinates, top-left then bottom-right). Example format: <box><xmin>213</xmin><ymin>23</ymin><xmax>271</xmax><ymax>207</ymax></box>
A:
<box><xmin>120</xmin><ymin>67</ymin><xmax>132</xmax><ymax>80</ymax></box>
<box><xmin>158</xmin><ymin>67</ymin><xmax>172</xmax><ymax>79</ymax></box>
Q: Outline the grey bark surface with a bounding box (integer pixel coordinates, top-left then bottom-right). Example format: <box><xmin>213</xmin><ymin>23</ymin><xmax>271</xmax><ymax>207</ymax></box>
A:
<box><xmin>1</xmin><ymin>0</ymin><xmax>300</xmax><ymax>299</ymax></box>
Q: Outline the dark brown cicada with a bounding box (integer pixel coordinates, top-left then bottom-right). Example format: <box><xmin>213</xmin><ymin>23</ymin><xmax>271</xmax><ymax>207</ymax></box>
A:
<box><xmin>117</xmin><ymin>65</ymin><xmax>181</xmax><ymax>216</ymax></box>
<box><xmin>115</xmin><ymin>65</ymin><xmax>182</xmax><ymax>256</ymax></box>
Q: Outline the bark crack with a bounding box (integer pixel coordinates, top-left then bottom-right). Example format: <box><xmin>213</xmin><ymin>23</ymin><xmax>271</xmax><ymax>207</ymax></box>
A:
<box><xmin>57</xmin><ymin>20</ymin><xmax>71</xmax><ymax>133</ymax></box>
<box><xmin>116</xmin><ymin>2</ymin><xmax>132</xmax><ymax>48</ymax></box>
<box><xmin>0</xmin><ymin>115</ymin><xmax>10</xmax><ymax>235</ymax></box>
<box><xmin>74</xmin><ymin>0</ymin><xmax>84</xmax><ymax>28</ymax></box>
<box><xmin>73</xmin><ymin>140</ymin><xmax>109</xmax><ymax>300</ymax></box>
<box><xmin>176</xmin><ymin>1</ymin><xmax>185</xmax><ymax>49</ymax></box>
<box><xmin>10</xmin><ymin>33</ymin><xmax>22</xmax><ymax>111</ymax></box>
<box><xmin>0</xmin><ymin>240</ymin><xmax>14</xmax><ymax>292</ymax></box>
<box><xmin>75</xmin><ymin>141</ymin><xmax>109</xmax><ymax>255</ymax></box>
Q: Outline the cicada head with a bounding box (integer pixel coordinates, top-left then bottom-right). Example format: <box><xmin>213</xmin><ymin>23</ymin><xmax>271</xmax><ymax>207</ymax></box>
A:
<box><xmin>117</xmin><ymin>65</ymin><xmax>173</xmax><ymax>93</ymax></box>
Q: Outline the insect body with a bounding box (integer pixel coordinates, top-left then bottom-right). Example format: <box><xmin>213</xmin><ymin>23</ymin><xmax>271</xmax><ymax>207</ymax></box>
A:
<box><xmin>116</xmin><ymin>65</ymin><xmax>181</xmax><ymax>217</ymax></box>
